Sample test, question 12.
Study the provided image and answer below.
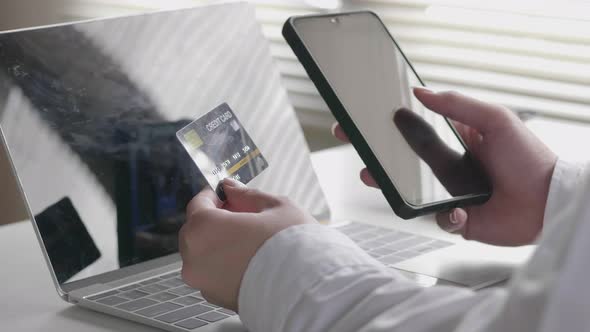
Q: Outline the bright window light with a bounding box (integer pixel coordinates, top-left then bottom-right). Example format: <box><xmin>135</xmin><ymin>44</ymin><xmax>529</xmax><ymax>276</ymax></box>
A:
<box><xmin>424</xmin><ymin>0</ymin><xmax>590</xmax><ymax>20</ymax></box>
<box><xmin>424</xmin><ymin>1</ymin><xmax>590</xmax><ymax>40</ymax></box>
<box><xmin>304</xmin><ymin>0</ymin><xmax>342</xmax><ymax>10</ymax></box>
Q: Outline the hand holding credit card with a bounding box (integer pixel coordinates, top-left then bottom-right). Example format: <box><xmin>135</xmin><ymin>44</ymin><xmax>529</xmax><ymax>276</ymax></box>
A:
<box><xmin>176</xmin><ymin>103</ymin><xmax>269</xmax><ymax>200</ymax></box>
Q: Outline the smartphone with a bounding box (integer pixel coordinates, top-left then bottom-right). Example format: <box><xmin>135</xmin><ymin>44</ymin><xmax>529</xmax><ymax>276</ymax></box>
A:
<box><xmin>283</xmin><ymin>11</ymin><xmax>491</xmax><ymax>219</ymax></box>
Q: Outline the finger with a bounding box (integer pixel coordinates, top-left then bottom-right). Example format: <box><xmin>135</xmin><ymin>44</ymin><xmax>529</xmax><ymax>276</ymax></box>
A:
<box><xmin>187</xmin><ymin>188</ymin><xmax>223</xmax><ymax>217</ymax></box>
<box><xmin>331</xmin><ymin>123</ymin><xmax>350</xmax><ymax>143</ymax></box>
<box><xmin>413</xmin><ymin>87</ymin><xmax>506</xmax><ymax>134</ymax></box>
<box><xmin>360</xmin><ymin>168</ymin><xmax>379</xmax><ymax>188</ymax></box>
<box><xmin>199</xmin><ymin>290</ymin><xmax>220</xmax><ymax>308</ymax></box>
<box><xmin>222</xmin><ymin>178</ymin><xmax>281</xmax><ymax>213</ymax></box>
<box><xmin>451</xmin><ymin>120</ymin><xmax>470</xmax><ymax>142</ymax></box>
<box><xmin>451</xmin><ymin>120</ymin><xmax>476</xmax><ymax>152</ymax></box>
<box><xmin>436</xmin><ymin>208</ymin><xmax>468</xmax><ymax>235</ymax></box>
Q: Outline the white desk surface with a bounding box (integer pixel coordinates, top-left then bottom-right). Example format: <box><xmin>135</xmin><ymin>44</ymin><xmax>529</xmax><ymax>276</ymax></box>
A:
<box><xmin>0</xmin><ymin>145</ymin><xmax>522</xmax><ymax>331</ymax></box>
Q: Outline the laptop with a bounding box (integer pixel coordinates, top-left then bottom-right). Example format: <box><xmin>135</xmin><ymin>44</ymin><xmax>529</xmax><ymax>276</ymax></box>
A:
<box><xmin>0</xmin><ymin>3</ymin><xmax>531</xmax><ymax>331</ymax></box>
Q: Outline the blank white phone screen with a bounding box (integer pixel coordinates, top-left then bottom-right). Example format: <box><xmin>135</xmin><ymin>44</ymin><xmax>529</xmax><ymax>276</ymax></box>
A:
<box><xmin>293</xmin><ymin>13</ymin><xmax>488</xmax><ymax>205</ymax></box>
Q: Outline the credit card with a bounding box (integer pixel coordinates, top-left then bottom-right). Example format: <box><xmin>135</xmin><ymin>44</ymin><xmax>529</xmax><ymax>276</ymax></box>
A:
<box><xmin>176</xmin><ymin>103</ymin><xmax>269</xmax><ymax>200</ymax></box>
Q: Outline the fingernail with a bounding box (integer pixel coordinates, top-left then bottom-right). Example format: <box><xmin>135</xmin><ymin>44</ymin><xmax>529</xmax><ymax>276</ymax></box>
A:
<box><xmin>413</xmin><ymin>86</ymin><xmax>435</xmax><ymax>94</ymax></box>
<box><xmin>446</xmin><ymin>209</ymin><xmax>466</xmax><ymax>233</ymax></box>
<box><xmin>223</xmin><ymin>177</ymin><xmax>246</xmax><ymax>188</ymax></box>
<box><xmin>449</xmin><ymin>209</ymin><xmax>459</xmax><ymax>225</ymax></box>
<box><xmin>330</xmin><ymin>122</ymin><xmax>338</xmax><ymax>136</ymax></box>
<box><xmin>450</xmin><ymin>208</ymin><xmax>468</xmax><ymax>225</ymax></box>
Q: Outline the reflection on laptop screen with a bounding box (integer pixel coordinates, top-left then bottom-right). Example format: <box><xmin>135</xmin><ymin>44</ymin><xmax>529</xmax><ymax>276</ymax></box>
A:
<box><xmin>0</xmin><ymin>20</ymin><xmax>206</xmax><ymax>282</ymax></box>
<box><xmin>0</xmin><ymin>5</ymin><xmax>329</xmax><ymax>285</ymax></box>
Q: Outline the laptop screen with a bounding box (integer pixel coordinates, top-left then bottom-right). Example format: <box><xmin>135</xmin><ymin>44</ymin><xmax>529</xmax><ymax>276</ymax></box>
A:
<box><xmin>0</xmin><ymin>4</ymin><xmax>329</xmax><ymax>286</ymax></box>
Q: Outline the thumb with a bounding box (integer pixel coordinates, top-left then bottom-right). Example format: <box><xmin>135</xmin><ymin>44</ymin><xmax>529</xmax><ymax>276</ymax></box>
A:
<box><xmin>436</xmin><ymin>208</ymin><xmax>468</xmax><ymax>235</ymax></box>
<box><xmin>222</xmin><ymin>178</ymin><xmax>281</xmax><ymax>213</ymax></box>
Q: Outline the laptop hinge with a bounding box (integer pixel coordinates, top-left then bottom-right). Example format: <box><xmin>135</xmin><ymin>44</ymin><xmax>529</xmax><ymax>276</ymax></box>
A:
<box><xmin>68</xmin><ymin>261</ymin><xmax>182</xmax><ymax>301</ymax></box>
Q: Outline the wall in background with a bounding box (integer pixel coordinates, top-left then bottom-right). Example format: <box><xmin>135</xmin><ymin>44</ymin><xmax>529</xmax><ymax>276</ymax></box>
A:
<box><xmin>0</xmin><ymin>143</ymin><xmax>28</xmax><ymax>225</ymax></box>
<box><xmin>0</xmin><ymin>1</ymin><xmax>68</xmax><ymax>31</ymax></box>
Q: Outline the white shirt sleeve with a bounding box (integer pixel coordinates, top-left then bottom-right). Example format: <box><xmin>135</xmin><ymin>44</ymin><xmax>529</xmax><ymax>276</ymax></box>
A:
<box><xmin>238</xmin><ymin>159</ymin><xmax>590</xmax><ymax>332</ymax></box>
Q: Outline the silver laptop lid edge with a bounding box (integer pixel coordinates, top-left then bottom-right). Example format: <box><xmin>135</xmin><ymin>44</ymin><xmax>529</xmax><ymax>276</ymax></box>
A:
<box><xmin>0</xmin><ymin>125</ymin><xmax>67</xmax><ymax>299</ymax></box>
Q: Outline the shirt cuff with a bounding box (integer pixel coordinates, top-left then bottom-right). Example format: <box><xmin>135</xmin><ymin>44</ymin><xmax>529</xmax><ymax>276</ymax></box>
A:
<box><xmin>237</xmin><ymin>223</ymin><xmax>390</xmax><ymax>332</ymax></box>
<box><xmin>541</xmin><ymin>159</ymin><xmax>587</xmax><ymax>238</ymax></box>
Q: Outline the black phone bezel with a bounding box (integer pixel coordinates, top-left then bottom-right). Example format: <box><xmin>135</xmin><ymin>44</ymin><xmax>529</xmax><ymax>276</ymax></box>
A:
<box><xmin>282</xmin><ymin>11</ymin><xmax>491</xmax><ymax>219</ymax></box>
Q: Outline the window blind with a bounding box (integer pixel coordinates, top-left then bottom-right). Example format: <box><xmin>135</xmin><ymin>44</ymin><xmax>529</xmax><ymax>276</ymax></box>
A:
<box><xmin>61</xmin><ymin>0</ymin><xmax>590</xmax><ymax>127</ymax></box>
<box><xmin>351</xmin><ymin>0</ymin><xmax>590</xmax><ymax>125</ymax></box>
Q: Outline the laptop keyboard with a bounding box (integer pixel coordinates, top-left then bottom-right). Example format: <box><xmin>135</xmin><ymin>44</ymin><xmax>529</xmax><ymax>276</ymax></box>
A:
<box><xmin>86</xmin><ymin>271</ymin><xmax>235</xmax><ymax>330</ymax></box>
<box><xmin>334</xmin><ymin>222</ymin><xmax>453</xmax><ymax>267</ymax></box>
<box><xmin>87</xmin><ymin>222</ymin><xmax>452</xmax><ymax>330</ymax></box>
